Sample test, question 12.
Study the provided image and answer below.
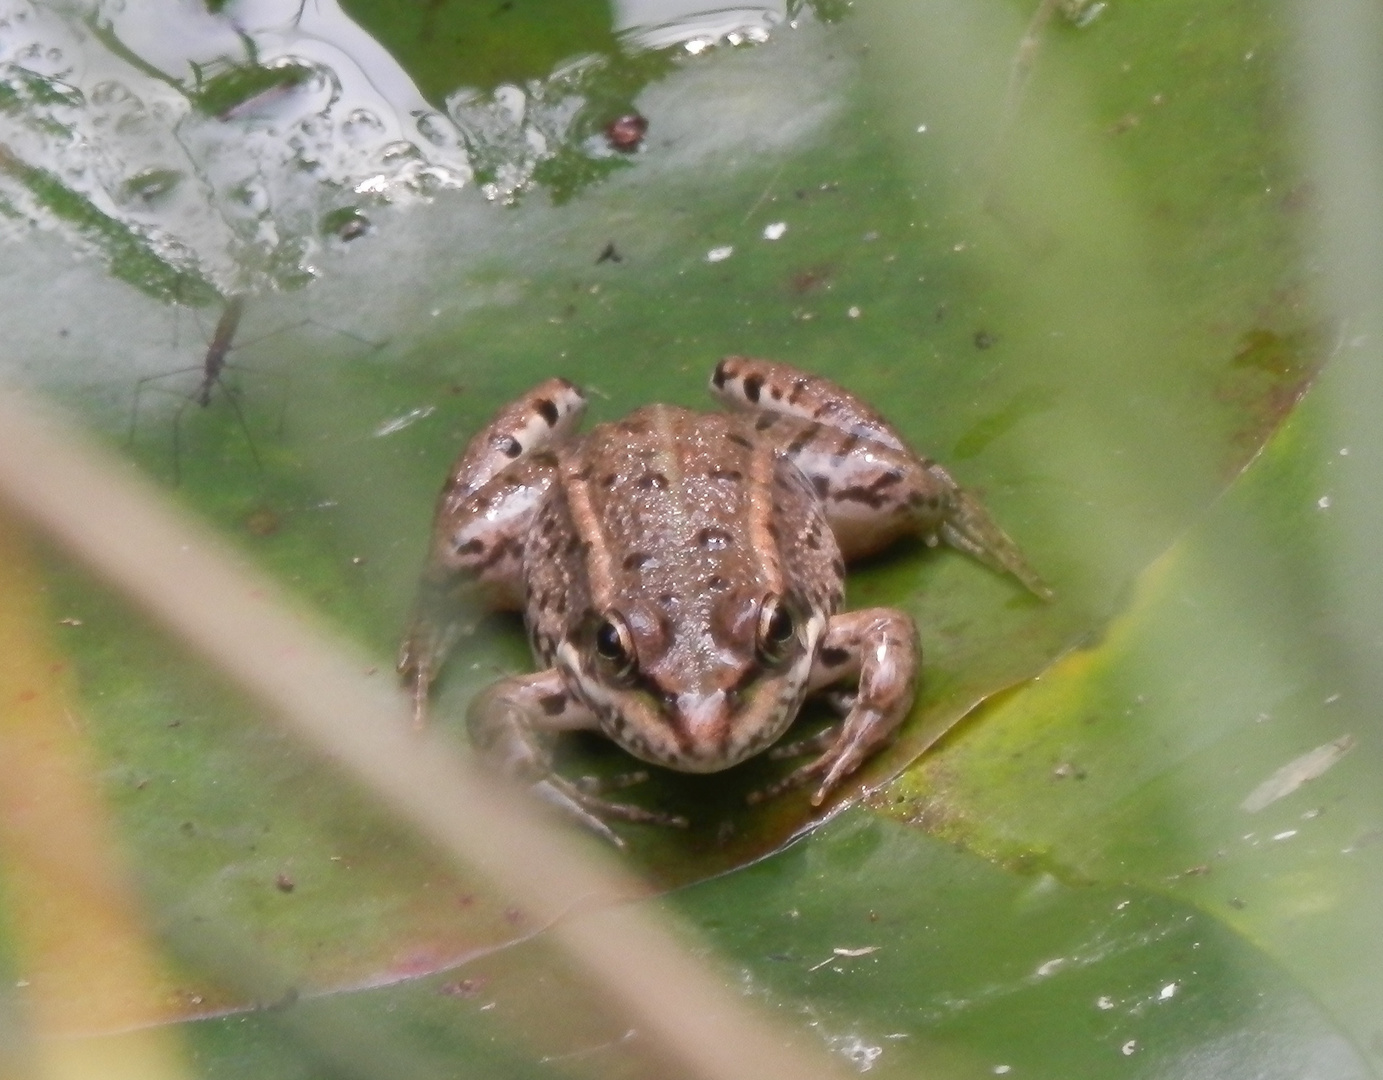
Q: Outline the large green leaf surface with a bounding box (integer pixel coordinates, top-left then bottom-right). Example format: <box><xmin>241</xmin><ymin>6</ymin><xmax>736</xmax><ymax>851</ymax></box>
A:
<box><xmin>1</xmin><ymin>0</ymin><xmax>1369</xmax><ymax>1074</ymax></box>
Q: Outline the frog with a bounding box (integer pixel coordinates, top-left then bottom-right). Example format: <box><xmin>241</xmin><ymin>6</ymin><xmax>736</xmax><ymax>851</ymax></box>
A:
<box><xmin>398</xmin><ymin>358</ymin><xmax>1049</xmax><ymax>841</ymax></box>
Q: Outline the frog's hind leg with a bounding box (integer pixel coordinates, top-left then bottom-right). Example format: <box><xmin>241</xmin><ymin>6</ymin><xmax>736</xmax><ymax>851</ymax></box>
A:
<box><xmin>711</xmin><ymin>356</ymin><xmax>909</xmax><ymax>451</ymax></box>
<box><xmin>399</xmin><ymin>378</ymin><xmax>587</xmax><ymax>725</ymax></box>
<box><xmin>710</xmin><ymin>356</ymin><xmax>1050</xmax><ymax>599</ymax></box>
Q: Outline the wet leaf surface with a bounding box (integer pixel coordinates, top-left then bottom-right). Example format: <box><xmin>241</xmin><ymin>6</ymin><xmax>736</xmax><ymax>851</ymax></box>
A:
<box><xmin>0</xmin><ymin>0</ymin><xmax>1353</xmax><ymax>1062</ymax></box>
<box><xmin>877</xmin><ymin>371</ymin><xmax>1383</xmax><ymax>1068</ymax></box>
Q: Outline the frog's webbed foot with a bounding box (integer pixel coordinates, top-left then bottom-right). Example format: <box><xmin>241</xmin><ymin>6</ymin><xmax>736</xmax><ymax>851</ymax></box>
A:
<box><xmin>934</xmin><ymin>474</ymin><xmax>1053</xmax><ymax>601</ymax></box>
<box><xmin>468</xmin><ymin>672</ymin><xmax>687</xmax><ymax>845</ymax></box>
<box><xmin>397</xmin><ymin>573</ymin><xmax>465</xmax><ymax>728</ymax></box>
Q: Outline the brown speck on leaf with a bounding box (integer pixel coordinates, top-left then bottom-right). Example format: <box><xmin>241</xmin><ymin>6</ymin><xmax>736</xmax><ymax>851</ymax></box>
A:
<box><xmin>439</xmin><ymin>977</ymin><xmax>487</xmax><ymax>998</ymax></box>
<box><xmin>605</xmin><ymin>113</ymin><xmax>648</xmax><ymax>151</ymax></box>
<box><xmin>245</xmin><ymin>508</ymin><xmax>280</xmax><ymax>537</ymax></box>
<box><xmin>790</xmin><ymin>265</ymin><xmax>833</xmax><ymax>294</ymax></box>
<box><xmin>275</xmin><ymin>873</ymin><xmax>295</xmax><ymax>893</ymax></box>
<box><xmin>1109</xmin><ymin>113</ymin><xmax>1140</xmax><ymax>135</ymax></box>
<box><xmin>973</xmin><ymin>329</ymin><xmax>997</xmax><ymax>349</ymax></box>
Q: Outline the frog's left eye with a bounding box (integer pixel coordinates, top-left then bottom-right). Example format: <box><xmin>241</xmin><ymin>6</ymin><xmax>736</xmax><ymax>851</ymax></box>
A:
<box><xmin>757</xmin><ymin>595</ymin><xmax>797</xmax><ymax>662</ymax></box>
<box><xmin>593</xmin><ymin>612</ymin><xmax>637</xmax><ymax>677</ymax></box>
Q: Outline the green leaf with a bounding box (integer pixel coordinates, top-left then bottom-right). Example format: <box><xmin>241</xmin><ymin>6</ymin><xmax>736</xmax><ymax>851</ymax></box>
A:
<box><xmin>879</xmin><ymin>372</ymin><xmax>1383</xmax><ymax>1062</ymax></box>
<box><xmin>0</xmin><ymin>0</ymin><xmax>1351</xmax><ymax>1067</ymax></box>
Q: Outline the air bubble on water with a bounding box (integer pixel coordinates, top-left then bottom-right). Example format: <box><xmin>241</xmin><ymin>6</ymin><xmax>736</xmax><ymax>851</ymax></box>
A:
<box><xmin>416</xmin><ymin>112</ymin><xmax>450</xmax><ymax>147</ymax></box>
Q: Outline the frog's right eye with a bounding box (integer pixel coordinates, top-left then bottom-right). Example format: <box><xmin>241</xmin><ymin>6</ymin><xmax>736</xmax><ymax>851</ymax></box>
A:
<box><xmin>593</xmin><ymin>612</ymin><xmax>637</xmax><ymax>677</ymax></box>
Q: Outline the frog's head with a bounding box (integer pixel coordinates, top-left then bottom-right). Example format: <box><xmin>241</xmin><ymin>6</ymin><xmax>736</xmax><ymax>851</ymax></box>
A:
<box><xmin>557</xmin><ymin>587</ymin><xmax>826</xmax><ymax>773</ymax></box>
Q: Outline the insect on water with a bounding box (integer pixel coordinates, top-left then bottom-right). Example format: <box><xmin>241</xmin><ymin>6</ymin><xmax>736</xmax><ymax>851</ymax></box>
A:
<box><xmin>127</xmin><ymin>293</ymin><xmax>381</xmax><ymax>483</ymax></box>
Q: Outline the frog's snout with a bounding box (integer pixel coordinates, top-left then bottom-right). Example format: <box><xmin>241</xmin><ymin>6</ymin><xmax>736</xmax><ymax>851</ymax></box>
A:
<box><xmin>673</xmin><ymin>689</ymin><xmax>731</xmax><ymax>747</ymax></box>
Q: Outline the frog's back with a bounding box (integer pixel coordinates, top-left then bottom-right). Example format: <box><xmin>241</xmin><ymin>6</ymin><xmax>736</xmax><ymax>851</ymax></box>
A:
<box><xmin>522</xmin><ymin>404</ymin><xmax>841</xmax><ymax>664</ymax></box>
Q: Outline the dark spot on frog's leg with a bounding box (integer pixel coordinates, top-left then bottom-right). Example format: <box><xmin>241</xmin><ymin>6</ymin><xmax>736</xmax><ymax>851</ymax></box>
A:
<box><xmin>499</xmin><ymin>436</ymin><xmax>522</xmax><ymax>458</ymax></box>
<box><xmin>712</xmin><ymin>361</ymin><xmax>729</xmax><ymax>389</ymax></box>
<box><xmin>565</xmin><ymin>534</ymin><xmax>583</xmax><ymax>556</ymax></box>
<box><xmin>787</xmin><ymin>378</ymin><xmax>807</xmax><ymax>405</ymax></box>
<box><xmin>743</xmin><ymin>374</ymin><xmax>763</xmax><ymax>403</ymax></box>
<box><xmin>636</xmin><ymin>472</ymin><xmax>668</xmax><ymax>490</ymax></box>
<box><xmin>539</xmin><ymin>692</ymin><xmax>568</xmax><ymax>716</ymax></box>
<box><xmin>706</xmin><ymin>575</ymin><xmax>728</xmax><ymax>591</ymax></box>
<box><xmin>728</xmin><ymin>433</ymin><xmax>753</xmax><ymax>450</ymax></box>
<box><xmin>831</xmin><ymin>556</ymin><xmax>846</xmax><ymax>578</ymax></box>
<box><xmin>872</xmin><ymin>469</ymin><xmax>904</xmax><ymax>490</ymax></box>
<box><xmin>600</xmin><ymin>473</ymin><xmax>618</xmax><ymax>488</ymax></box>
<box><xmin>535</xmin><ymin>398</ymin><xmax>559</xmax><ymax>426</ymax></box>
<box><xmin>455</xmin><ymin>537</ymin><xmax>485</xmax><ymax>556</ymax></box>
<box><xmin>754</xmin><ymin>413</ymin><xmax>777</xmax><ymax>433</ymax></box>
<box><xmin>838</xmin><ymin>433</ymin><xmax>861</xmax><ymax>456</ymax></box>
<box><xmin>786</xmin><ymin>429</ymin><xmax>816</xmax><ymax>457</ymax></box>
<box><xmin>819</xmin><ymin>645</ymin><xmax>851</xmax><ymax>668</ymax></box>
<box><xmin>811</xmin><ymin>474</ymin><xmax>831</xmax><ymax>500</ymax></box>
<box><xmin>623</xmin><ymin>552</ymin><xmax>651</xmax><ymax>570</ymax></box>
<box><xmin>574</xmin><ymin>465</ymin><xmax>593</xmax><ymax>482</ymax></box>
<box><xmin>478</xmin><ymin>536</ymin><xmax>523</xmax><ymax>573</ymax></box>
<box><xmin>835</xmin><ymin>486</ymin><xmax>888</xmax><ymax>509</ymax></box>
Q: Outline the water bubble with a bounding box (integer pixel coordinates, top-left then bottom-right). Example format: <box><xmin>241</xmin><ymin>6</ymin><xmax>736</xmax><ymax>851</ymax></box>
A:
<box><xmin>416</xmin><ymin>112</ymin><xmax>451</xmax><ymax>147</ymax></box>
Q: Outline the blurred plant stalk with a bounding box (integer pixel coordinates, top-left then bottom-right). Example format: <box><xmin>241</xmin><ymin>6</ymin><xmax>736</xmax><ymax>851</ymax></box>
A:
<box><xmin>0</xmin><ymin>388</ymin><xmax>848</xmax><ymax>1080</ymax></box>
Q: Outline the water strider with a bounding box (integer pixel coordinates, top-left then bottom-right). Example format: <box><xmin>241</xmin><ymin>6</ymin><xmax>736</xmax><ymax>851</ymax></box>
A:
<box><xmin>400</xmin><ymin>358</ymin><xmax>1049</xmax><ymax>841</ymax></box>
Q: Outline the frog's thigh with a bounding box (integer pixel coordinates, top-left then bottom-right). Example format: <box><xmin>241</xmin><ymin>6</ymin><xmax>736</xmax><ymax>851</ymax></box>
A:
<box><xmin>760</xmin><ymin>413</ymin><xmax>953</xmax><ymax>559</ymax></box>
<box><xmin>803</xmin><ymin>608</ymin><xmax>921</xmax><ymax>802</ymax></box>
<box><xmin>438</xmin><ymin>377</ymin><xmax>586</xmax><ymax>508</ymax></box>
<box><xmin>710</xmin><ymin>356</ymin><xmax>908</xmax><ymax>451</ymax></box>
<box><xmin>428</xmin><ymin>455</ymin><xmax>556</xmax><ymax>604</ymax></box>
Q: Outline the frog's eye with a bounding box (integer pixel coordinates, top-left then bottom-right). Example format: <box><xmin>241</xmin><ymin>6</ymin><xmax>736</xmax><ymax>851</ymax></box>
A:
<box><xmin>593</xmin><ymin>612</ymin><xmax>637</xmax><ymax>677</ymax></box>
<box><xmin>757</xmin><ymin>596</ymin><xmax>797</xmax><ymax>662</ymax></box>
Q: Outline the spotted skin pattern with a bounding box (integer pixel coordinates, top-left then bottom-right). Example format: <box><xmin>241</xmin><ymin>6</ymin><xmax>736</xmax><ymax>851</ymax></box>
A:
<box><xmin>399</xmin><ymin>360</ymin><xmax>1048</xmax><ymax>840</ymax></box>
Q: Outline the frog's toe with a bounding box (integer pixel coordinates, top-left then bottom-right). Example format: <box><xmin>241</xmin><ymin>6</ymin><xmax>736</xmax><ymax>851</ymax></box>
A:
<box><xmin>766</xmin><ymin>722</ymin><xmax>842</xmax><ymax>762</ymax></box>
<box><xmin>573</xmin><ymin>769</ymin><xmax>652</xmax><ymax>795</ymax></box>
<box><xmin>939</xmin><ymin>489</ymin><xmax>1053</xmax><ymax>600</ymax></box>
<box><xmin>540</xmin><ymin>774</ymin><xmax>688</xmax><ymax>838</ymax></box>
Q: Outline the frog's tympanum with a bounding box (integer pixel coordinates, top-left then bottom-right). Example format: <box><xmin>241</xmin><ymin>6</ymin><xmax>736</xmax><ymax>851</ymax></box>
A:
<box><xmin>400</xmin><ymin>359</ymin><xmax>1047</xmax><ymax>838</ymax></box>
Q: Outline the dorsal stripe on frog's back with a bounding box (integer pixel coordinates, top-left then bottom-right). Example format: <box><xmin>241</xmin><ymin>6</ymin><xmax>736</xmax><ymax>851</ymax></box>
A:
<box><xmin>744</xmin><ymin>419</ymin><xmax>784</xmax><ymax>597</ymax></box>
<box><xmin>557</xmin><ymin>448</ymin><xmax>618</xmax><ymax>613</ymax></box>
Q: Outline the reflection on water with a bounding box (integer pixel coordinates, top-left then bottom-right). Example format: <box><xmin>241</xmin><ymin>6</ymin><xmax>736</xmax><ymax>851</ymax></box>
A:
<box><xmin>613</xmin><ymin>0</ymin><xmax>787</xmax><ymax>50</ymax></box>
<box><xmin>0</xmin><ymin>0</ymin><xmax>809</xmax><ymax>296</ymax></box>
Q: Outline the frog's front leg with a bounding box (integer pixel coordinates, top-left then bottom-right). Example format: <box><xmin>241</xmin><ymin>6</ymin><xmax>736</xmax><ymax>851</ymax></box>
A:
<box><xmin>754</xmin><ymin>609</ymin><xmax>921</xmax><ymax>806</ymax></box>
<box><xmin>711</xmin><ymin>357</ymin><xmax>1051</xmax><ymax>599</ymax></box>
<box><xmin>467</xmin><ymin>670</ymin><xmax>688</xmax><ymax>845</ymax></box>
<box><xmin>399</xmin><ymin>378</ymin><xmax>586</xmax><ymax>724</ymax></box>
